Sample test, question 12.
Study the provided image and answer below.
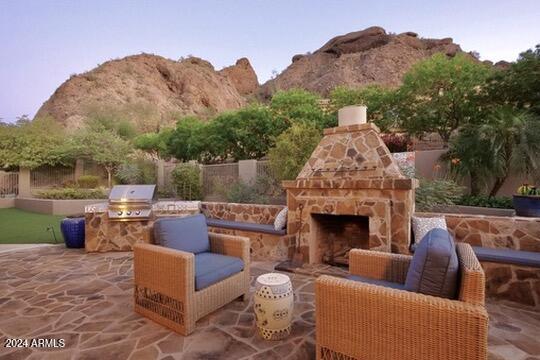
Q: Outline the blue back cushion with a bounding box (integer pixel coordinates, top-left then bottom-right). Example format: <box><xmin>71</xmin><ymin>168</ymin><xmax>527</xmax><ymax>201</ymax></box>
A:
<box><xmin>154</xmin><ymin>214</ymin><xmax>210</xmax><ymax>254</ymax></box>
<box><xmin>404</xmin><ymin>228</ymin><xmax>459</xmax><ymax>299</ymax></box>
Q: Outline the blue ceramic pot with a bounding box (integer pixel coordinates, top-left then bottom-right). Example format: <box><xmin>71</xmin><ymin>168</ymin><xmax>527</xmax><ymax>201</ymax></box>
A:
<box><xmin>513</xmin><ymin>195</ymin><xmax>540</xmax><ymax>217</ymax></box>
<box><xmin>60</xmin><ymin>217</ymin><xmax>85</xmax><ymax>248</ymax></box>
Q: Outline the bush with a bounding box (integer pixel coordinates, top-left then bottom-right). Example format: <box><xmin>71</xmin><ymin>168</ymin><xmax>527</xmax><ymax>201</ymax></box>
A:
<box><xmin>37</xmin><ymin>188</ymin><xmax>107</xmax><ymax>200</ymax></box>
<box><xmin>268</xmin><ymin>123</ymin><xmax>322</xmax><ymax>181</ymax></box>
<box><xmin>220</xmin><ymin>175</ymin><xmax>284</xmax><ymax>204</ymax></box>
<box><xmin>224</xmin><ymin>180</ymin><xmax>268</xmax><ymax>204</ymax></box>
<box><xmin>171</xmin><ymin>163</ymin><xmax>202</xmax><ymax>200</ymax></box>
<box><xmin>115</xmin><ymin>159</ymin><xmax>156</xmax><ymax>185</ymax></box>
<box><xmin>456</xmin><ymin>195</ymin><xmax>513</xmax><ymax>209</ymax></box>
<box><xmin>77</xmin><ymin>175</ymin><xmax>100</xmax><ymax>188</ymax></box>
<box><xmin>415</xmin><ymin>178</ymin><xmax>465</xmax><ymax>211</ymax></box>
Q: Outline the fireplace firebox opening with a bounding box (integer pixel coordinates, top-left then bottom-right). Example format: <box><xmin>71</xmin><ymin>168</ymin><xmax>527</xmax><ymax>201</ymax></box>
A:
<box><xmin>311</xmin><ymin>213</ymin><xmax>369</xmax><ymax>266</ymax></box>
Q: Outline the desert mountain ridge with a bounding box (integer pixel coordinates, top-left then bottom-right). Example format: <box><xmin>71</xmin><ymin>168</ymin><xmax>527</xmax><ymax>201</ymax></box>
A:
<box><xmin>35</xmin><ymin>26</ymin><xmax>494</xmax><ymax>130</ymax></box>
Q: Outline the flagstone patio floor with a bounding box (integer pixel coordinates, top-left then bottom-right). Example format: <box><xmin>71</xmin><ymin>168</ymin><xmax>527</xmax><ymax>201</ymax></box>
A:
<box><xmin>0</xmin><ymin>245</ymin><xmax>539</xmax><ymax>360</ymax></box>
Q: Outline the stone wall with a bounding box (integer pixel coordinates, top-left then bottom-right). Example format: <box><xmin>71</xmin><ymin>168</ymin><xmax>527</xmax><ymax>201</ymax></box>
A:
<box><xmin>483</xmin><ymin>262</ymin><xmax>540</xmax><ymax>308</ymax></box>
<box><xmin>202</xmin><ymin>202</ymin><xmax>292</xmax><ymax>261</ymax></box>
<box><xmin>417</xmin><ymin>212</ymin><xmax>540</xmax><ymax>252</ymax></box>
<box><xmin>201</xmin><ymin>202</ymin><xmax>284</xmax><ymax>225</ymax></box>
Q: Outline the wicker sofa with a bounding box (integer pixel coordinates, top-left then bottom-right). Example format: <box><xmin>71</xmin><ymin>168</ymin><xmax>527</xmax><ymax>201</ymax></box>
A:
<box><xmin>133</xmin><ymin>231</ymin><xmax>250</xmax><ymax>336</ymax></box>
<box><xmin>315</xmin><ymin>242</ymin><xmax>488</xmax><ymax>360</ymax></box>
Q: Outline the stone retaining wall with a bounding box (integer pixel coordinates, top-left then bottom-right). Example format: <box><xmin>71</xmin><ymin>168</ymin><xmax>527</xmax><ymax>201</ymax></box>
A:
<box><xmin>417</xmin><ymin>212</ymin><xmax>540</xmax><ymax>252</ymax></box>
<box><xmin>201</xmin><ymin>202</ymin><xmax>284</xmax><ymax>225</ymax></box>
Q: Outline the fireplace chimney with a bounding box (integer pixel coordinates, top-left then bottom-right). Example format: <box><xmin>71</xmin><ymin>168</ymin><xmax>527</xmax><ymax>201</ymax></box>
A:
<box><xmin>338</xmin><ymin>105</ymin><xmax>367</xmax><ymax>127</ymax></box>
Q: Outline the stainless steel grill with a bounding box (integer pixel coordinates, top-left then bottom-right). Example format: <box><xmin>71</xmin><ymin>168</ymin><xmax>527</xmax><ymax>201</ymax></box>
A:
<box><xmin>107</xmin><ymin>185</ymin><xmax>157</xmax><ymax>222</ymax></box>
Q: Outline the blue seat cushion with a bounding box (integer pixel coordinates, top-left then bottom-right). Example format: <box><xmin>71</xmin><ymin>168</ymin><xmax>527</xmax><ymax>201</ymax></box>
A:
<box><xmin>404</xmin><ymin>228</ymin><xmax>459</xmax><ymax>299</ymax></box>
<box><xmin>154</xmin><ymin>214</ymin><xmax>210</xmax><ymax>254</ymax></box>
<box><xmin>206</xmin><ymin>218</ymin><xmax>287</xmax><ymax>236</ymax></box>
<box><xmin>472</xmin><ymin>246</ymin><xmax>540</xmax><ymax>268</ymax></box>
<box><xmin>347</xmin><ymin>275</ymin><xmax>406</xmax><ymax>291</ymax></box>
<box><xmin>195</xmin><ymin>252</ymin><xmax>244</xmax><ymax>291</ymax></box>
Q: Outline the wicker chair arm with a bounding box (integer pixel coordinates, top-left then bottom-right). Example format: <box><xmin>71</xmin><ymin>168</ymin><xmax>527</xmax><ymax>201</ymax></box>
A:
<box><xmin>349</xmin><ymin>249</ymin><xmax>411</xmax><ymax>283</ymax></box>
<box><xmin>133</xmin><ymin>243</ymin><xmax>195</xmax><ymax>299</ymax></box>
<box><xmin>316</xmin><ymin>275</ymin><xmax>488</xmax><ymax>360</ymax></box>
<box><xmin>208</xmin><ymin>232</ymin><xmax>250</xmax><ymax>264</ymax></box>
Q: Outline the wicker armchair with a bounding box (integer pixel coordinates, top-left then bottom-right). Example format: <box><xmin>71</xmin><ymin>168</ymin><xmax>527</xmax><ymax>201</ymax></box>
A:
<box><xmin>133</xmin><ymin>232</ymin><xmax>250</xmax><ymax>336</ymax></box>
<box><xmin>315</xmin><ymin>243</ymin><xmax>488</xmax><ymax>360</ymax></box>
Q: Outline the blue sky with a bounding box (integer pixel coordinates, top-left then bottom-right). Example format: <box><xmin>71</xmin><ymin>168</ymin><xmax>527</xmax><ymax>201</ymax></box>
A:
<box><xmin>1</xmin><ymin>0</ymin><xmax>539</xmax><ymax>122</ymax></box>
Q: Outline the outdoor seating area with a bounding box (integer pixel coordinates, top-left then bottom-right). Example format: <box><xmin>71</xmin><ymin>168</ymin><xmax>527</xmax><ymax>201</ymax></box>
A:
<box><xmin>0</xmin><ymin>245</ymin><xmax>539</xmax><ymax>359</ymax></box>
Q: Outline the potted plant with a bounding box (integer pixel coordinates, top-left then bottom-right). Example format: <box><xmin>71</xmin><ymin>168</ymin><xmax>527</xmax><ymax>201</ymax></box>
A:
<box><xmin>513</xmin><ymin>183</ymin><xmax>540</xmax><ymax>217</ymax></box>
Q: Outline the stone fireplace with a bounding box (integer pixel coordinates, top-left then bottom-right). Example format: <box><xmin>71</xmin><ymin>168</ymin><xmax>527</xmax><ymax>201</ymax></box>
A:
<box><xmin>283</xmin><ymin>106</ymin><xmax>417</xmax><ymax>264</ymax></box>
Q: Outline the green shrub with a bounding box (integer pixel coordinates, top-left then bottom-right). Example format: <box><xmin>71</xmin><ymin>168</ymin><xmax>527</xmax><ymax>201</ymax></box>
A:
<box><xmin>220</xmin><ymin>175</ymin><xmax>284</xmax><ymax>204</ymax></box>
<box><xmin>115</xmin><ymin>159</ymin><xmax>156</xmax><ymax>185</ymax></box>
<box><xmin>37</xmin><ymin>188</ymin><xmax>107</xmax><ymax>200</ymax></box>
<box><xmin>171</xmin><ymin>163</ymin><xmax>202</xmax><ymax>200</ymax></box>
<box><xmin>224</xmin><ymin>180</ymin><xmax>268</xmax><ymax>204</ymax></box>
<box><xmin>415</xmin><ymin>178</ymin><xmax>465</xmax><ymax>211</ymax></box>
<box><xmin>268</xmin><ymin>123</ymin><xmax>322</xmax><ymax>181</ymax></box>
<box><xmin>456</xmin><ymin>195</ymin><xmax>513</xmax><ymax>209</ymax></box>
<box><xmin>77</xmin><ymin>175</ymin><xmax>100</xmax><ymax>188</ymax></box>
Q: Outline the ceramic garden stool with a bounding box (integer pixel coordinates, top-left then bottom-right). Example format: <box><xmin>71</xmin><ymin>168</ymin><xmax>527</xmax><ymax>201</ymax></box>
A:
<box><xmin>254</xmin><ymin>272</ymin><xmax>294</xmax><ymax>340</ymax></box>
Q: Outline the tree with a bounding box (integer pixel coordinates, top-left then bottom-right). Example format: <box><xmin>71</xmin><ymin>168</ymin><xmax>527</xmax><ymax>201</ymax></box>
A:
<box><xmin>166</xmin><ymin>116</ymin><xmax>212</xmax><ymax>162</ymax></box>
<box><xmin>133</xmin><ymin>129</ymin><xmax>172</xmax><ymax>161</ymax></box>
<box><xmin>446</xmin><ymin>107</ymin><xmax>540</xmax><ymax>196</ymax></box>
<box><xmin>270</xmin><ymin>89</ymin><xmax>335</xmax><ymax>129</ymax></box>
<box><xmin>68</xmin><ymin>128</ymin><xmax>133</xmax><ymax>188</ymax></box>
<box><xmin>399</xmin><ymin>53</ymin><xmax>493</xmax><ymax>142</ymax></box>
<box><xmin>0</xmin><ymin>116</ymin><xmax>72</xmax><ymax>169</ymax></box>
<box><xmin>268</xmin><ymin>122</ymin><xmax>322</xmax><ymax>181</ymax></box>
<box><xmin>329</xmin><ymin>85</ymin><xmax>401</xmax><ymax>131</ymax></box>
<box><xmin>486</xmin><ymin>44</ymin><xmax>540</xmax><ymax>116</ymax></box>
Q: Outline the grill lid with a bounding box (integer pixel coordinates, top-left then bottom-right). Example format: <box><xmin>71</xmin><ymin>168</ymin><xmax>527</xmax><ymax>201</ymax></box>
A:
<box><xmin>108</xmin><ymin>185</ymin><xmax>157</xmax><ymax>203</ymax></box>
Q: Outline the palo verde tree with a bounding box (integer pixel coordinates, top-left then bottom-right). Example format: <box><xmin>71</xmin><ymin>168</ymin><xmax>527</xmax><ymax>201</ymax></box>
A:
<box><xmin>0</xmin><ymin>116</ymin><xmax>72</xmax><ymax>169</ymax></box>
<box><xmin>399</xmin><ymin>53</ymin><xmax>493</xmax><ymax>142</ymax></box>
<box><xmin>67</xmin><ymin>126</ymin><xmax>133</xmax><ymax>188</ymax></box>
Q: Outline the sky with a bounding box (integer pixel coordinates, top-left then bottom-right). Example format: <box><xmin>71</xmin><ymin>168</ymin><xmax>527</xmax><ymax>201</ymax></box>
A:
<box><xmin>0</xmin><ymin>0</ymin><xmax>539</xmax><ymax>122</ymax></box>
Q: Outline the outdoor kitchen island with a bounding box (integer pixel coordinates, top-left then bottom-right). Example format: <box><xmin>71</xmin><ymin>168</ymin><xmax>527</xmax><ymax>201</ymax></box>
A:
<box><xmin>84</xmin><ymin>185</ymin><xmax>201</xmax><ymax>252</ymax></box>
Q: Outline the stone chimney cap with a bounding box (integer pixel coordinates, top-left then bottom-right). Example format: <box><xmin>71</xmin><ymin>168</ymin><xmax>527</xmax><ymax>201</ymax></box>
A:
<box><xmin>338</xmin><ymin>105</ymin><xmax>367</xmax><ymax>127</ymax></box>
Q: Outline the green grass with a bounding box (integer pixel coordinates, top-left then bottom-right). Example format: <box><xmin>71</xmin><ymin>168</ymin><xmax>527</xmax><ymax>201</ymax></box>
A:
<box><xmin>0</xmin><ymin>208</ymin><xmax>65</xmax><ymax>244</ymax></box>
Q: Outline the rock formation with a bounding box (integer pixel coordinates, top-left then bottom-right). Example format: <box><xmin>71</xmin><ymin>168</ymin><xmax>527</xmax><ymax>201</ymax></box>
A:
<box><xmin>261</xmin><ymin>26</ymin><xmax>466</xmax><ymax>96</ymax></box>
<box><xmin>219</xmin><ymin>57</ymin><xmax>259</xmax><ymax>96</ymax></box>
<box><xmin>35</xmin><ymin>54</ymin><xmax>248</xmax><ymax>131</ymax></box>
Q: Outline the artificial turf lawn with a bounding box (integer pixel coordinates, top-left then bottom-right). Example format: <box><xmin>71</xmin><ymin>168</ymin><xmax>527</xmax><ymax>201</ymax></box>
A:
<box><xmin>0</xmin><ymin>208</ymin><xmax>65</xmax><ymax>244</ymax></box>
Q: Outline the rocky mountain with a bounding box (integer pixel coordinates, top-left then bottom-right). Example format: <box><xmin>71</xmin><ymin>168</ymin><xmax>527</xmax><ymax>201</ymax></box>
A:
<box><xmin>35</xmin><ymin>54</ymin><xmax>259</xmax><ymax>131</ymax></box>
<box><xmin>36</xmin><ymin>26</ymin><xmax>472</xmax><ymax>129</ymax></box>
<box><xmin>261</xmin><ymin>26</ymin><xmax>466</xmax><ymax>96</ymax></box>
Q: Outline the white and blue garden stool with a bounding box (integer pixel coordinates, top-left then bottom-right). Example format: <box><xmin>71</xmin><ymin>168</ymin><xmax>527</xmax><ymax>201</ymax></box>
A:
<box><xmin>254</xmin><ymin>272</ymin><xmax>294</xmax><ymax>340</ymax></box>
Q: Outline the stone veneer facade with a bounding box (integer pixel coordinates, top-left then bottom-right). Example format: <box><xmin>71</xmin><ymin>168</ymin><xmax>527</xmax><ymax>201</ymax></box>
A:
<box><xmin>201</xmin><ymin>202</ymin><xmax>295</xmax><ymax>261</ymax></box>
<box><xmin>85</xmin><ymin>202</ymin><xmax>200</xmax><ymax>252</ymax></box>
<box><xmin>418</xmin><ymin>212</ymin><xmax>540</xmax><ymax>308</ymax></box>
<box><xmin>284</xmin><ymin>123</ymin><xmax>417</xmax><ymax>263</ymax></box>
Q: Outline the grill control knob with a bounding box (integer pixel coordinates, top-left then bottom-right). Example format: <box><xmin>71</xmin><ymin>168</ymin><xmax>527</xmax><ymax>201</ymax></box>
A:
<box><xmin>117</xmin><ymin>211</ymin><xmax>123</xmax><ymax>216</ymax></box>
<box><xmin>135</xmin><ymin>211</ymin><xmax>141</xmax><ymax>215</ymax></box>
<box><xmin>126</xmin><ymin>211</ymin><xmax>132</xmax><ymax>216</ymax></box>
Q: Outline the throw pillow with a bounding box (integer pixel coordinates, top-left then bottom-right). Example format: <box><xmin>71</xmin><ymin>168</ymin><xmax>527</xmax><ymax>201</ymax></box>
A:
<box><xmin>404</xmin><ymin>228</ymin><xmax>459</xmax><ymax>299</ymax></box>
<box><xmin>274</xmin><ymin>207</ymin><xmax>288</xmax><ymax>231</ymax></box>
<box><xmin>412</xmin><ymin>215</ymin><xmax>447</xmax><ymax>245</ymax></box>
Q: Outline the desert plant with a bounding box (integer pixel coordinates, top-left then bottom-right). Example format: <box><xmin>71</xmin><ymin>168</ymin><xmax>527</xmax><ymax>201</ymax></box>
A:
<box><xmin>171</xmin><ymin>163</ymin><xmax>202</xmax><ymax>200</ymax></box>
<box><xmin>456</xmin><ymin>195</ymin><xmax>513</xmax><ymax>209</ymax></box>
<box><xmin>224</xmin><ymin>180</ymin><xmax>268</xmax><ymax>204</ymax></box>
<box><xmin>115</xmin><ymin>159</ymin><xmax>156</xmax><ymax>185</ymax></box>
<box><xmin>268</xmin><ymin>123</ymin><xmax>322</xmax><ymax>181</ymax></box>
<box><xmin>37</xmin><ymin>188</ymin><xmax>107</xmax><ymax>200</ymax></box>
<box><xmin>415</xmin><ymin>178</ymin><xmax>465</xmax><ymax>211</ymax></box>
<box><xmin>77</xmin><ymin>175</ymin><xmax>100</xmax><ymax>188</ymax></box>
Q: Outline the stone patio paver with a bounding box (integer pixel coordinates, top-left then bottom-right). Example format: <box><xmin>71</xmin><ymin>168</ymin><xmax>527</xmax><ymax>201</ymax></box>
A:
<box><xmin>0</xmin><ymin>246</ymin><xmax>538</xmax><ymax>359</ymax></box>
